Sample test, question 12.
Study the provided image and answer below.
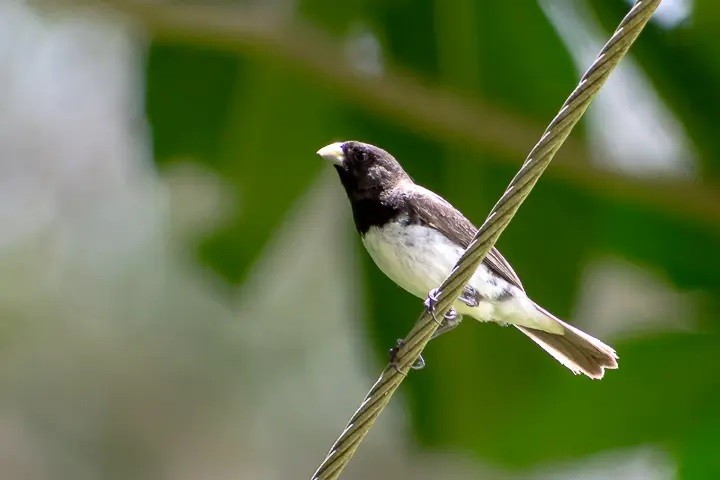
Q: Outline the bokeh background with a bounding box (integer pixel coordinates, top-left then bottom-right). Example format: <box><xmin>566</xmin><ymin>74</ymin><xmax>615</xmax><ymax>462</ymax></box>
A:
<box><xmin>1</xmin><ymin>0</ymin><xmax>718</xmax><ymax>478</ymax></box>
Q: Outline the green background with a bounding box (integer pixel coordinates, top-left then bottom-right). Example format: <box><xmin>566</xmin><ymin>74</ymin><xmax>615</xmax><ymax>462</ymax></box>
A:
<box><xmin>6</xmin><ymin>0</ymin><xmax>720</xmax><ymax>479</ymax></box>
<box><xmin>144</xmin><ymin>0</ymin><xmax>719</xmax><ymax>476</ymax></box>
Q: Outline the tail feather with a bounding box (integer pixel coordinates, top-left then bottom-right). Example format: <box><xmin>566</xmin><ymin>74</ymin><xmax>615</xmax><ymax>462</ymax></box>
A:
<box><xmin>516</xmin><ymin>307</ymin><xmax>618</xmax><ymax>379</ymax></box>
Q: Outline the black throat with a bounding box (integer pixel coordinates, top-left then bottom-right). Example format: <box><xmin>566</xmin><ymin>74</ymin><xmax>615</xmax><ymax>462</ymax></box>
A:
<box><xmin>334</xmin><ymin>165</ymin><xmax>404</xmax><ymax>235</ymax></box>
<box><xmin>349</xmin><ymin>197</ymin><xmax>401</xmax><ymax>235</ymax></box>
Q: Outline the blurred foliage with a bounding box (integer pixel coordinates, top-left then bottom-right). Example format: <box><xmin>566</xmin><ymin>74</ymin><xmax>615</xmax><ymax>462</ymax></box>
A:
<box><xmin>143</xmin><ymin>0</ymin><xmax>720</xmax><ymax>477</ymax></box>
<box><xmin>591</xmin><ymin>0</ymin><xmax>720</xmax><ymax>179</ymax></box>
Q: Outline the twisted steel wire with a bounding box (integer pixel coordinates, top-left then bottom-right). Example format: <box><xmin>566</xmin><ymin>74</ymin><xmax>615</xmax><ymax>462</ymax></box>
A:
<box><xmin>312</xmin><ymin>1</ymin><xmax>660</xmax><ymax>478</ymax></box>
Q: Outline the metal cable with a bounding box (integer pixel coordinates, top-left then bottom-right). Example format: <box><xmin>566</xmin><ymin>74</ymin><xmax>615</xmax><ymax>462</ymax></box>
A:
<box><xmin>312</xmin><ymin>1</ymin><xmax>660</xmax><ymax>478</ymax></box>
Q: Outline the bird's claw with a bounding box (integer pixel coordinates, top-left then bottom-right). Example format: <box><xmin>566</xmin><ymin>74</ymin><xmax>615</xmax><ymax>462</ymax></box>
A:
<box><xmin>424</xmin><ymin>288</ymin><xmax>458</xmax><ymax>325</ymax></box>
<box><xmin>388</xmin><ymin>339</ymin><xmax>425</xmax><ymax>373</ymax></box>
<box><xmin>424</xmin><ymin>288</ymin><xmax>440</xmax><ymax>312</ymax></box>
<box><xmin>387</xmin><ymin>289</ymin><xmax>459</xmax><ymax>372</ymax></box>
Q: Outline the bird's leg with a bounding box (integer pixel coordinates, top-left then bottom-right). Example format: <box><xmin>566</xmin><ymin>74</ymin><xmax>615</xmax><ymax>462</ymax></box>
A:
<box><xmin>388</xmin><ymin>339</ymin><xmax>425</xmax><ymax>372</ymax></box>
<box><xmin>387</xmin><ymin>291</ymin><xmax>464</xmax><ymax>371</ymax></box>
<box><xmin>430</xmin><ymin>312</ymin><xmax>463</xmax><ymax>340</ymax></box>
<box><xmin>424</xmin><ymin>288</ymin><xmax>459</xmax><ymax>325</ymax></box>
<box><xmin>423</xmin><ymin>288</ymin><xmax>442</xmax><ymax>325</ymax></box>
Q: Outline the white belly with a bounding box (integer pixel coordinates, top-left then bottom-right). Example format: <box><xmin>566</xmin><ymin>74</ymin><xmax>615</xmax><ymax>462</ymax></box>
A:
<box><xmin>362</xmin><ymin>221</ymin><xmax>459</xmax><ymax>297</ymax></box>
<box><xmin>360</xmin><ymin>218</ymin><xmax>562</xmax><ymax>333</ymax></box>
<box><xmin>361</xmin><ymin>219</ymin><xmax>506</xmax><ymax>321</ymax></box>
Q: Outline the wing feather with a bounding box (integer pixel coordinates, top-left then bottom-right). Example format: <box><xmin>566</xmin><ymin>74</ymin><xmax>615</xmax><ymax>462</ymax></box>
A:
<box><xmin>402</xmin><ymin>183</ymin><xmax>524</xmax><ymax>291</ymax></box>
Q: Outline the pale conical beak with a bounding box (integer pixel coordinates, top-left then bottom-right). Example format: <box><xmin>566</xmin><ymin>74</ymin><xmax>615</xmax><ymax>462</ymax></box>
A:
<box><xmin>316</xmin><ymin>142</ymin><xmax>345</xmax><ymax>166</ymax></box>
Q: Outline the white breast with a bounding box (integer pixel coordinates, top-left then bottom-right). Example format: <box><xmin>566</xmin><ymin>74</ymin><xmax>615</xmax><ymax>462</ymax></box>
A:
<box><xmin>361</xmin><ymin>216</ymin><xmax>511</xmax><ymax>321</ymax></box>
<box><xmin>361</xmin><ymin>215</ymin><xmax>562</xmax><ymax>332</ymax></box>
<box><xmin>362</xmin><ymin>219</ymin><xmax>461</xmax><ymax>299</ymax></box>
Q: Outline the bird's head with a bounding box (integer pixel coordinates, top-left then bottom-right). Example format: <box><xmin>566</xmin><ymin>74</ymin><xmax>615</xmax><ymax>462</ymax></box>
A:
<box><xmin>317</xmin><ymin>141</ymin><xmax>409</xmax><ymax>198</ymax></box>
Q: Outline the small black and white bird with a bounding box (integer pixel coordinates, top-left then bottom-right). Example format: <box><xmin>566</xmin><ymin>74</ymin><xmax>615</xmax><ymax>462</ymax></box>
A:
<box><xmin>318</xmin><ymin>140</ymin><xmax>618</xmax><ymax>379</ymax></box>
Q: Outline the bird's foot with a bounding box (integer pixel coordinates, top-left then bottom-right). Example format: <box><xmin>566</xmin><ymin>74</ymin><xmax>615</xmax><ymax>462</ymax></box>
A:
<box><xmin>424</xmin><ymin>288</ymin><xmax>458</xmax><ymax>325</ymax></box>
<box><xmin>388</xmin><ymin>339</ymin><xmax>425</xmax><ymax>373</ymax></box>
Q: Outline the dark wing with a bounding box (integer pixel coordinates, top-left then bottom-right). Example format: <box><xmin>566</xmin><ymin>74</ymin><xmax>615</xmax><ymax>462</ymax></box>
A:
<box><xmin>404</xmin><ymin>185</ymin><xmax>524</xmax><ymax>291</ymax></box>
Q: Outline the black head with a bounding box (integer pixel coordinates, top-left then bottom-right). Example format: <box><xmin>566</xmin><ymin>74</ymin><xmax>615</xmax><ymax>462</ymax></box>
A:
<box><xmin>317</xmin><ymin>141</ymin><xmax>410</xmax><ymax>200</ymax></box>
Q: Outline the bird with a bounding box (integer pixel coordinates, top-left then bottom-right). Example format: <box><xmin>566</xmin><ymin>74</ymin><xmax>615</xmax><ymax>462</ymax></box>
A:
<box><xmin>317</xmin><ymin>140</ymin><xmax>618</xmax><ymax>379</ymax></box>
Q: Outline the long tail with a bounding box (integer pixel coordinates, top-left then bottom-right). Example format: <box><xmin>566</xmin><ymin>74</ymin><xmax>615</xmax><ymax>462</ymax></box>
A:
<box><xmin>516</xmin><ymin>306</ymin><xmax>618</xmax><ymax>379</ymax></box>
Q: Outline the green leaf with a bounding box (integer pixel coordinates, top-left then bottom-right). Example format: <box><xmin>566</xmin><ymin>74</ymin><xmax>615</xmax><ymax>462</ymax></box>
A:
<box><xmin>676</xmin><ymin>409</ymin><xmax>720</xmax><ymax>479</ymax></box>
<box><xmin>147</xmin><ymin>46</ymin><xmax>239</xmax><ymax>164</ymax></box>
<box><xmin>147</xmin><ymin>48</ymin><xmax>334</xmax><ymax>283</ymax></box>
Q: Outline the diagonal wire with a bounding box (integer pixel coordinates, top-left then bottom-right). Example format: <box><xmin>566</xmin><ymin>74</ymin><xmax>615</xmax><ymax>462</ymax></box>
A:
<box><xmin>311</xmin><ymin>1</ymin><xmax>661</xmax><ymax>479</ymax></box>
